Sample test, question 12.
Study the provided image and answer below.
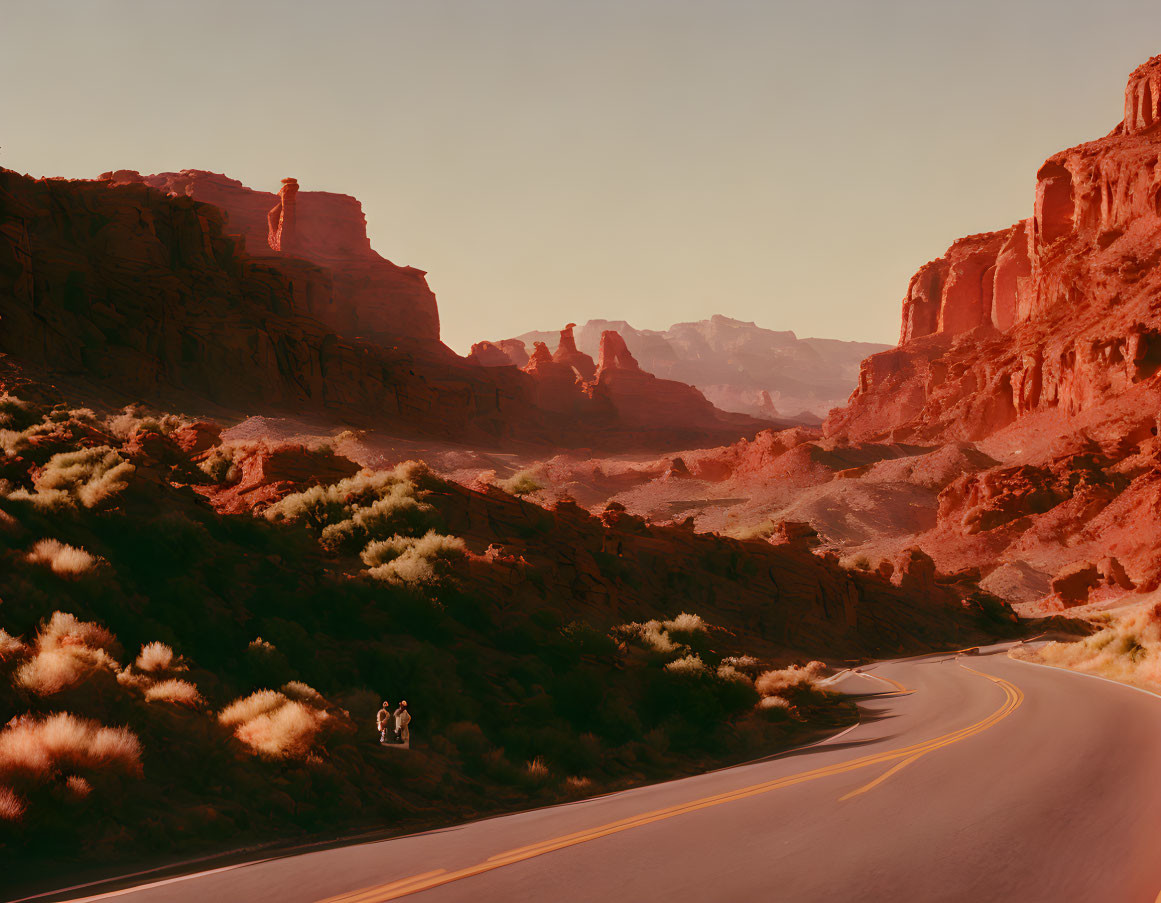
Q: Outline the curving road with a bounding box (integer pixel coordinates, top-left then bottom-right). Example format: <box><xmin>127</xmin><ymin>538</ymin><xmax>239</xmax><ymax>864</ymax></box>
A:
<box><xmin>25</xmin><ymin>645</ymin><xmax>1161</xmax><ymax>903</ymax></box>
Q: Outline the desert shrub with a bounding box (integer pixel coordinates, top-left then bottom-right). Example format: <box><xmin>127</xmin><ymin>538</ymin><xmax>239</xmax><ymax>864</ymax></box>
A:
<box><xmin>134</xmin><ymin>642</ymin><xmax>176</xmax><ymax>673</ymax></box>
<box><xmin>754</xmin><ymin>661</ymin><xmax>826</xmax><ymax>698</ymax></box>
<box><xmin>197</xmin><ymin>445</ymin><xmax>240</xmax><ymax>484</ymax></box>
<box><xmin>1034</xmin><ymin>602</ymin><xmax>1161</xmax><ymax>683</ymax></box>
<box><xmin>715</xmin><ymin>662</ymin><xmax>753</xmax><ymax>684</ymax></box>
<box><xmin>0</xmin><ymin>712</ymin><xmax>142</xmax><ymax>780</ymax></box>
<box><xmin>0</xmin><ymin>396</ymin><xmax>44</xmax><ymax>432</ymax></box>
<box><xmin>14</xmin><ymin>613</ymin><xmax>120</xmax><ymax>697</ymax></box>
<box><xmin>142</xmin><ymin>679</ymin><xmax>200</xmax><ymax>706</ymax></box>
<box><xmin>0</xmin><ymin>630</ymin><xmax>28</xmax><ymax>663</ymax></box>
<box><xmin>361</xmin><ymin>531</ymin><xmax>467</xmax><ymax>585</ymax></box>
<box><xmin>664</xmin><ymin>654</ymin><xmax>707</xmax><ymax>675</ymax></box>
<box><xmin>496</xmin><ymin>469</ymin><xmax>544</xmax><ymax>497</ymax></box>
<box><xmin>319</xmin><ymin>484</ymin><xmax>439</xmax><ymax>553</ymax></box>
<box><xmin>25</xmin><ymin>539</ymin><xmax>102</xmax><ymax>578</ymax></box>
<box><xmin>613</xmin><ymin>612</ymin><xmax>708</xmax><ymax>654</ymax></box>
<box><xmin>266</xmin><ymin>462</ymin><xmax>440</xmax><ymax>533</ymax></box>
<box><xmin>16</xmin><ymin>447</ymin><xmax>134</xmax><ymax>509</ymax></box>
<box><xmin>0</xmin><ymin>785</ymin><xmax>26</xmax><ymax>821</ymax></box>
<box><xmin>218</xmin><ymin>684</ymin><xmax>333</xmax><ymax>760</ymax></box>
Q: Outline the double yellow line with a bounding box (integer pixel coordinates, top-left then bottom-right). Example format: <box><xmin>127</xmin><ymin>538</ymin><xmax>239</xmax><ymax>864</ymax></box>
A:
<box><xmin>319</xmin><ymin>665</ymin><xmax>1023</xmax><ymax>903</ymax></box>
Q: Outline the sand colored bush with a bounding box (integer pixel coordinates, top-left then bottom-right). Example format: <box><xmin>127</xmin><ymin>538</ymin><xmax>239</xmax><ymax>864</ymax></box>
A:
<box><xmin>0</xmin><ymin>713</ymin><xmax>141</xmax><ymax>778</ymax></box>
<box><xmin>266</xmin><ymin>462</ymin><xmax>437</xmax><ymax>530</ymax></box>
<box><xmin>0</xmin><ymin>629</ymin><xmax>28</xmax><ymax>663</ymax></box>
<box><xmin>25</xmin><ymin>538</ymin><xmax>102</xmax><ymax>578</ymax></box>
<box><xmin>218</xmin><ymin>685</ymin><xmax>332</xmax><ymax>760</ymax></box>
<box><xmin>362</xmin><ymin>531</ymin><xmax>467</xmax><ymax>585</ymax></box>
<box><xmin>664</xmin><ymin>654</ymin><xmax>708</xmax><ymax>675</ymax></box>
<box><xmin>19</xmin><ymin>446</ymin><xmax>135</xmax><ymax>509</ymax></box>
<box><xmin>715</xmin><ymin>663</ymin><xmax>753</xmax><ymax>684</ymax></box>
<box><xmin>1034</xmin><ymin>602</ymin><xmax>1161</xmax><ymax>684</ymax></box>
<box><xmin>0</xmin><ymin>784</ymin><xmax>26</xmax><ymax>821</ymax></box>
<box><xmin>613</xmin><ymin>612</ymin><xmax>709</xmax><ymax>654</ymax></box>
<box><xmin>755</xmin><ymin>661</ymin><xmax>826</xmax><ymax>698</ymax></box>
<box><xmin>134</xmin><ymin>642</ymin><xmax>176</xmax><ymax>673</ymax></box>
<box><xmin>496</xmin><ymin>469</ymin><xmax>544</xmax><ymax>497</ymax></box>
<box><xmin>14</xmin><ymin>613</ymin><xmax>119</xmax><ymax>696</ymax></box>
<box><xmin>143</xmin><ymin>679</ymin><xmax>201</xmax><ymax>706</ymax></box>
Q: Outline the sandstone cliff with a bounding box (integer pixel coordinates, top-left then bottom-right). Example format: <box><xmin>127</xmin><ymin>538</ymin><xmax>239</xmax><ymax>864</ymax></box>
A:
<box><xmin>828</xmin><ymin>55</ymin><xmax>1161</xmax><ymax>446</ymax></box>
<box><xmin>101</xmin><ymin>169</ymin><xmax>441</xmax><ymax>346</ymax></box>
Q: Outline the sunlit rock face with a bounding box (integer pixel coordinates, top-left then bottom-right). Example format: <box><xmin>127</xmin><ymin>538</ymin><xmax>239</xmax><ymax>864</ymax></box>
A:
<box><xmin>827</xmin><ymin>52</ymin><xmax>1161</xmax><ymax>446</ymax></box>
<box><xmin>101</xmin><ymin>169</ymin><xmax>440</xmax><ymax>347</ymax></box>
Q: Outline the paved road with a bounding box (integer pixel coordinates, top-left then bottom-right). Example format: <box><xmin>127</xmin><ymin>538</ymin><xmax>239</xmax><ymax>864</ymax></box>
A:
<box><xmin>33</xmin><ymin>646</ymin><xmax>1161</xmax><ymax>903</ymax></box>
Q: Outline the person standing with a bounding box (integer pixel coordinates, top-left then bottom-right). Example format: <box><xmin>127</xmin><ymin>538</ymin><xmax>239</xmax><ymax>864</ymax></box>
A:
<box><xmin>394</xmin><ymin>701</ymin><xmax>412</xmax><ymax>748</ymax></box>
<box><xmin>376</xmin><ymin>701</ymin><xmax>394</xmax><ymax>744</ymax></box>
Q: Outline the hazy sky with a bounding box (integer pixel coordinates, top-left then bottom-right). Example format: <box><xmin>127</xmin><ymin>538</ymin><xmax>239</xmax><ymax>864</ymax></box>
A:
<box><xmin>3</xmin><ymin>1</ymin><xmax>1160</xmax><ymax>353</ymax></box>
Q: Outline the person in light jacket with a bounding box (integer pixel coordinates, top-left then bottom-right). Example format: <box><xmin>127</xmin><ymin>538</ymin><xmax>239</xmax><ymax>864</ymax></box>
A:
<box><xmin>393</xmin><ymin>701</ymin><xmax>412</xmax><ymax>747</ymax></box>
<box><xmin>376</xmin><ymin>701</ymin><xmax>394</xmax><ymax>744</ymax></box>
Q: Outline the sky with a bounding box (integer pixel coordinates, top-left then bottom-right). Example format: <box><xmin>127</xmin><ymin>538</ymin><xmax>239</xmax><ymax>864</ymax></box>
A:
<box><xmin>2</xmin><ymin>1</ymin><xmax>1160</xmax><ymax>354</ymax></box>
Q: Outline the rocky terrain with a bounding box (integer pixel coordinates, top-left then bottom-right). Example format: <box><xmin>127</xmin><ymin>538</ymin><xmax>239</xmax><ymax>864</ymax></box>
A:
<box><xmin>487</xmin><ymin>316</ymin><xmax>887</xmax><ymax>420</ymax></box>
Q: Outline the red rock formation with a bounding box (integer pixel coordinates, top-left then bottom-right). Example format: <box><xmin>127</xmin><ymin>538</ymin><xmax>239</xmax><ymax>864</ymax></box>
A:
<box><xmin>466</xmin><ymin>341</ymin><xmax>514</xmax><ymax>367</ymax></box>
<box><xmin>552</xmin><ymin>323</ymin><xmax>597</xmax><ymax>380</ymax></box>
<box><xmin>828</xmin><ymin>53</ymin><xmax>1161</xmax><ymax>446</ymax></box>
<box><xmin>267</xmin><ymin>178</ymin><xmax>298</xmax><ymax>253</ymax></box>
<box><xmin>101</xmin><ymin>170</ymin><xmax>440</xmax><ymax>346</ymax></box>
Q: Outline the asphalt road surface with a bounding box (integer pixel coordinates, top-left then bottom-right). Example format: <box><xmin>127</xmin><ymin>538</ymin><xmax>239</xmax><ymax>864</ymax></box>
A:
<box><xmin>29</xmin><ymin>645</ymin><xmax>1161</xmax><ymax>903</ymax></box>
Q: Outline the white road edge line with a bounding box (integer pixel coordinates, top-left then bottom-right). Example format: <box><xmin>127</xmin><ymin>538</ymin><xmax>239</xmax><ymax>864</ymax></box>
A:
<box><xmin>1009</xmin><ymin>653</ymin><xmax>1161</xmax><ymax>700</ymax></box>
<box><xmin>12</xmin><ymin>859</ymin><xmax>277</xmax><ymax>903</ymax></box>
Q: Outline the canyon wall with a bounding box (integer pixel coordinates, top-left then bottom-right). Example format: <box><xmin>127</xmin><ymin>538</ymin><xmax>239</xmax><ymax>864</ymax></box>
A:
<box><xmin>101</xmin><ymin>169</ymin><xmax>441</xmax><ymax>347</ymax></box>
<box><xmin>827</xmin><ymin>54</ymin><xmax>1161</xmax><ymax>447</ymax></box>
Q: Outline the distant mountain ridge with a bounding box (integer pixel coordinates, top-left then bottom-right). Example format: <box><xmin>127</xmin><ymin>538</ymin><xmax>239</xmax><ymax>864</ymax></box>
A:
<box><xmin>504</xmin><ymin>316</ymin><xmax>889</xmax><ymax>419</ymax></box>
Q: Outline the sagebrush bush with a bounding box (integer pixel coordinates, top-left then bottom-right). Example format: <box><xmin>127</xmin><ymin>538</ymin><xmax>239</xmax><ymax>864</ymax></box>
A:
<box><xmin>134</xmin><ymin>642</ymin><xmax>176</xmax><ymax>673</ymax></box>
<box><xmin>664</xmin><ymin>654</ymin><xmax>707</xmax><ymax>675</ymax></box>
<box><xmin>754</xmin><ymin>661</ymin><xmax>826</xmax><ymax>698</ymax></box>
<box><xmin>1033</xmin><ymin>602</ymin><xmax>1161</xmax><ymax>684</ymax></box>
<box><xmin>496</xmin><ymin>469</ymin><xmax>544</xmax><ymax>497</ymax></box>
<box><xmin>361</xmin><ymin>531</ymin><xmax>467</xmax><ymax>585</ymax></box>
<box><xmin>25</xmin><ymin>538</ymin><xmax>101</xmax><ymax>578</ymax></box>
<box><xmin>218</xmin><ymin>684</ymin><xmax>334</xmax><ymax>760</ymax></box>
<box><xmin>14</xmin><ymin>613</ymin><xmax>120</xmax><ymax>697</ymax></box>
<box><xmin>18</xmin><ymin>446</ymin><xmax>135</xmax><ymax>509</ymax></box>
<box><xmin>613</xmin><ymin>612</ymin><xmax>708</xmax><ymax>654</ymax></box>
<box><xmin>0</xmin><ymin>713</ymin><xmax>142</xmax><ymax>779</ymax></box>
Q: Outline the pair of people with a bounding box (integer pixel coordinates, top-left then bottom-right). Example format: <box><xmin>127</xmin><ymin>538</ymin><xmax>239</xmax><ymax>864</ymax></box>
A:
<box><xmin>376</xmin><ymin>700</ymin><xmax>411</xmax><ymax>746</ymax></box>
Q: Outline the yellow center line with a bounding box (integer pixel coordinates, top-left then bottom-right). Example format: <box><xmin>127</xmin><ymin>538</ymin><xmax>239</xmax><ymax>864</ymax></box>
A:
<box><xmin>839</xmin><ymin>666</ymin><xmax>1023</xmax><ymax>800</ymax></box>
<box><xmin>317</xmin><ymin>665</ymin><xmax>1023</xmax><ymax>903</ymax></box>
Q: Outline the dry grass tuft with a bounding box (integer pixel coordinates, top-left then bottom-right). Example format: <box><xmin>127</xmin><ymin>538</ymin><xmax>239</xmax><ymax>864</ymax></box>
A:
<box><xmin>0</xmin><ymin>629</ymin><xmax>28</xmax><ymax>663</ymax></box>
<box><xmin>664</xmin><ymin>654</ymin><xmax>708</xmax><ymax>675</ymax></box>
<box><xmin>32</xmin><ymin>446</ymin><xmax>135</xmax><ymax>508</ymax></box>
<box><xmin>143</xmin><ymin>679</ymin><xmax>201</xmax><ymax>706</ymax></box>
<box><xmin>0</xmin><ymin>785</ymin><xmax>26</xmax><ymax>821</ymax></box>
<box><xmin>362</xmin><ymin>531</ymin><xmax>467</xmax><ymax>585</ymax></box>
<box><xmin>1033</xmin><ymin>602</ymin><xmax>1161</xmax><ymax>685</ymax></box>
<box><xmin>0</xmin><ymin>713</ymin><xmax>142</xmax><ymax>778</ymax></box>
<box><xmin>754</xmin><ymin>661</ymin><xmax>826</xmax><ymax>698</ymax></box>
<box><xmin>14</xmin><ymin>613</ymin><xmax>120</xmax><ymax>696</ymax></box>
<box><xmin>218</xmin><ymin>686</ymin><xmax>332</xmax><ymax>760</ymax></box>
<box><xmin>613</xmin><ymin>612</ymin><xmax>709</xmax><ymax>654</ymax></box>
<box><xmin>26</xmin><ymin>538</ymin><xmax>102</xmax><ymax>578</ymax></box>
<box><xmin>134</xmin><ymin>642</ymin><xmax>175</xmax><ymax>673</ymax></box>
